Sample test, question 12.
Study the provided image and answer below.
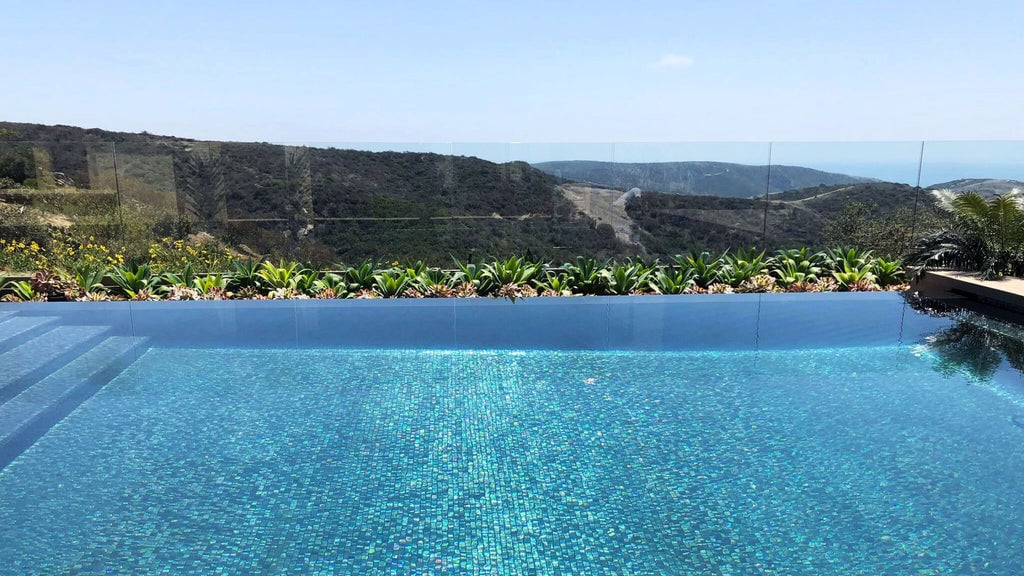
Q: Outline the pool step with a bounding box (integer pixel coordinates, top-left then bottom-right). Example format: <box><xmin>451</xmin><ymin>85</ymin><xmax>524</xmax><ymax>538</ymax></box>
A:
<box><xmin>0</xmin><ymin>325</ymin><xmax>112</xmax><ymax>405</ymax></box>
<box><xmin>0</xmin><ymin>336</ymin><xmax>143</xmax><ymax>468</ymax></box>
<box><xmin>0</xmin><ymin>315</ymin><xmax>59</xmax><ymax>354</ymax></box>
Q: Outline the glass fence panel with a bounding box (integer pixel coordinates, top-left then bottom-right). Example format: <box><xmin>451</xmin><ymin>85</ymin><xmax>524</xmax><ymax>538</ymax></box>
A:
<box><xmin>765</xmin><ymin>141</ymin><xmax>924</xmax><ymax>256</ymax></box>
<box><xmin>917</xmin><ymin>141</ymin><xmax>1024</xmax><ymax>275</ymax></box>
<box><xmin>7</xmin><ymin>139</ymin><xmax>1024</xmax><ymax>278</ymax></box>
<box><xmin>600</xmin><ymin>142</ymin><xmax>773</xmax><ymax>257</ymax></box>
<box><xmin>294</xmin><ymin>142</ymin><xmax>453</xmax><ymax>265</ymax></box>
<box><xmin>0</xmin><ymin>141</ymin><xmax>124</xmax><ymax>274</ymax></box>
<box><xmin>920</xmin><ymin>141</ymin><xmax>1024</xmax><ymax>190</ymax></box>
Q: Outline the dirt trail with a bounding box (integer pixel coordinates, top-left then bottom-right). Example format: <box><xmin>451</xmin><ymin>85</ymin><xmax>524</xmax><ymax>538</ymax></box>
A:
<box><xmin>559</xmin><ymin>184</ymin><xmax>639</xmax><ymax>246</ymax></box>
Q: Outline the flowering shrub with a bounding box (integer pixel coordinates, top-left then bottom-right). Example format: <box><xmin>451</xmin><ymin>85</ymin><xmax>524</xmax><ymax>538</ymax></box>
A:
<box><xmin>146</xmin><ymin>237</ymin><xmax>236</xmax><ymax>273</ymax></box>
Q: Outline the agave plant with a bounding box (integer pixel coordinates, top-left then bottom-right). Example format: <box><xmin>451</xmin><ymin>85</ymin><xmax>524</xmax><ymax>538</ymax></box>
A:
<box><xmin>256</xmin><ymin>260</ymin><xmax>303</xmax><ymax>290</ymax></box>
<box><xmin>408</xmin><ymin>267</ymin><xmax>455</xmax><ymax>297</ymax></box>
<box><xmin>908</xmin><ymin>190</ymin><xmax>1024</xmax><ymax>279</ymax></box>
<box><xmin>452</xmin><ymin>259</ymin><xmax>489</xmax><ymax>295</ymax></box>
<box><xmin>480</xmin><ymin>255</ymin><xmax>543</xmax><ymax>296</ymax></box>
<box><xmin>770</xmin><ymin>248</ymin><xmax>824</xmax><ymax>289</ymax></box>
<box><xmin>293</xmin><ymin>268</ymin><xmax>322</xmax><ymax>296</ymax></box>
<box><xmin>562</xmin><ymin>256</ymin><xmax>606</xmax><ymax>295</ymax></box>
<box><xmin>601</xmin><ymin>261</ymin><xmax>653</xmax><ymax>295</ymax></box>
<box><xmin>311</xmin><ymin>272</ymin><xmax>347</xmax><ymax>299</ymax></box>
<box><xmin>872</xmin><ymin>257</ymin><xmax>905</xmax><ymax>288</ymax></box>
<box><xmin>372</xmin><ymin>269</ymin><xmax>411</xmax><ymax>298</ymax></box>
<box><xmin>110</xmin><ymin>263</ymin><xmax>163</xmax><ymax>300</ymax></box>
<box><xmin>162</xmin><ymin>262</ymin><xmax>196</xmax><ymax>290</ymax></box>
<box><xmin>675</xmin><ymin>252</ymin><xmax>725</xmax><ymax>289</ymax></box>
<box><xmin>72</xmin><ymin>263</ymin><xmax>108</xmax><ymax>296</ymax></box>
<box><xmin>229</xmin><ymin>258</ymin><xmax>263</xmax><ymax>291</ymax></box>
<box><xmin>824</xmin><ymin>247</ymin><xmax>874</xmax><ymax>274</ymax></box>
<box><xmin>649</xmin><ymin>267</ymin><xmax>695</xmax><ymax>295</ymax></box>
<box><xmin>345</xmin><ymin>260</ymin><xmax>378</xmax><ymax>293</ymax></box>
<box><xmin>193</xmin><ymin>274</ymin><xmax>230</xmax><ymax>299</ymax></box>
<box><xmin>831</xmin><ymin>259</ymin><xmax>878</xmax><ymax>291</ymax></box>
<box><xmin>534</xmin><ymin>270</ymin><xmax>573</xmax><ymax>296</ymax></box>
<box><xmin>721</xmin><ymin>248</ymin><xmax>767</xmax><ymax>288</ymax></box>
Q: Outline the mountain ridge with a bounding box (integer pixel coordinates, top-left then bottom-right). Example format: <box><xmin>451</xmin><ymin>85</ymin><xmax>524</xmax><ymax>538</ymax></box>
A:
<box><xmin>534</xmin><ymin>160</ymin><xmax>877</xmax><ymax>198</ymax></box>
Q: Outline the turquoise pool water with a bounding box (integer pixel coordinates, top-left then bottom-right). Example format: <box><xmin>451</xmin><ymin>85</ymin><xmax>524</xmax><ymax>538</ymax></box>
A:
<box><xmin>2</xmin><ymin>342</ymin><xmax>1023</xmax><ymax>574</ymax></box>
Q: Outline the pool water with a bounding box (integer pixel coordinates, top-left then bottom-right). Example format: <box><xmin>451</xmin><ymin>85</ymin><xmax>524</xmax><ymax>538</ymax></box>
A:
<box><xmin>2</xmin><ymin>344</ymin><xmax>1023</xmax><ymax>574</ymax></box>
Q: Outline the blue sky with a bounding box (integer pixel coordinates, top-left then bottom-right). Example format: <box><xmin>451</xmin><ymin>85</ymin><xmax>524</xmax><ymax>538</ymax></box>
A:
<box><xmin>4</xmin><ymin>0</ymin><xmax>1024</xmax><ymax>166</ymax></box>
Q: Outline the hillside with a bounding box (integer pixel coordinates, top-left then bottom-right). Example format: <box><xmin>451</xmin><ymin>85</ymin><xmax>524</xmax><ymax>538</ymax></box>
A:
<box><xmin>624</xmin><ymin>182</ymin><xmax>946</xmax><ymax>257</ymax></box>
<box><xmin>533</xmin><ymin>160</ymin><xmax>876</xmax><ymax>198</ymax></box>
<box><xmin>0</xmin><ymin>122</ymin><xmax>629</xmax><ymax>264</ymax></box>
<box><xmin>1</xmin><ymin>122</ymin><xmax>951</xmax><ymax>262</ymax></box>
<box><xmin>928</xmin><ymin>178</ymin><xmax>1024</xmax><ymax>196</ymax></box>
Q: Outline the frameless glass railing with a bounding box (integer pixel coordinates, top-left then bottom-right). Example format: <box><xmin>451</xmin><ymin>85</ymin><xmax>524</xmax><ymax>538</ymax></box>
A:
<box><xmin>2</xmin><ymin>137</ymin><xmax>1022</xmax><ymax>269</ymax></box>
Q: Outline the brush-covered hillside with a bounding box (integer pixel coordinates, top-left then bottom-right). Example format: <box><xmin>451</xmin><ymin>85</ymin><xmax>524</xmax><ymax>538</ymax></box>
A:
<box><xmin>534</xmin><ymin>160</ymin><xmax>876</xmax><ymax>198</ymax></box>
<box><xmin>0</xmin><ymin>122</ymin><xmax>629</xmax><ymax>264</ymax></box>
<box><xmin>623</xmin><ymin>182</ymin><xmax>947</xmax><ymax>257</ymax></box>
<box><xmin>0</xmin><ymin>122</ymin><xmax>950</xmax><ymax>263</ymax></box>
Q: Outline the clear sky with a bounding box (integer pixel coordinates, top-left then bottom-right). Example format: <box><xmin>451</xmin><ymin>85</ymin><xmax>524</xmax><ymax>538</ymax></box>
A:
<box><xmin>4</xmin><ymin>0</ymin><xmax>1024</xmax><ymax>149</ymax></box>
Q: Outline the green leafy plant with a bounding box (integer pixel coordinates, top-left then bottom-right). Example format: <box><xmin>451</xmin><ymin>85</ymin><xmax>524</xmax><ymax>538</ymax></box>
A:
<box><xmin>824</xmin><ymin>247</ymin><xmax>874</xmax><ymax>273</ymax></box>
<box><xmin>293</xmin><ymin>269</ymin><xmax>322</xmax><ymax>296</ymax></box>
<box><xmin>908</xmin><ymin>191</ymin><xmax>1024</xmax><ymax>279</ymax></box>
<box><xmin>832</xmin><ymin>260</ymin><xmax>877</xmax><ymax>291</ymax></box>
<box><xmin>601</xmin><ymin>261</ymin><xmax>653</xmax><ymax>295</ymax></box>
<box><xmin>534</xmin><ymin>270</ymin><xmax>572</xmax><ymax>296</ymax></box>
<box><xmin>312</xmin><ymin>272</ymin><xmax>347</xmax><ymax>298</ymax></box>
<box><xmin>409</xmin><ymin>267</ymin><xmax>455</xmax><ymax>297</ymax></box>
<box><xmin>770</xmin><ymin>248</ymin><xmax>824</xmax><ymax>289</ymax></box>
<box><xmin>193</xmin><ymin>274</ymin><xmax>230</xmax><ymax>299</ymax></box>
<box><xmin>452</xmin><ymin>259</ymin><xmax>490</xmax><ymax>295</ymax></box>
<box><xmin>162</xmin><ymin>262</ymin><xmax>196</xmax><ymax>289</ymax></box>
<box><xmin>675</xmin><ymin>251</ymin><xmax>725</xmax><ymax>289</ymax></box>
<box><xmin>872</xmin><ymin>257</ymin><xmax>905</xmax><ymax>288</ymax></box>
<box><xmin>721</xmin><ymin>248</ymin><xmax>767</xmax><ymax>288</ymax></box>
<box><xmin>72</xmin><ymin>263</ymin><xmax>108</xmax><ymax>295</ymax></box>
<box><xmin>345</xmin><ymin>260</ymin><xmax>378</xmax><ymax>292</ymax></box>
<box><xmin>481</xmin><ymin>255</ymin><xmax>542</xmax><ymax>295</ymax></box>
<box><xmin>110</xmin><ymin>263</ymin><xmax>162</xmax><ymax>300</ymax></box>
<box><xmin>649</xmin><ymin>268</ymin><xmax>695</xmax><ymax>295</ymax></box>
<box><xmin>562</xmin><ymin>256</ymin><xmax>606</xmax><ymax>295</ymax></box>
<box><xmin>372</xmin><ymin>269</ymin><xmax>411</xmax><ymax>298</ymax></box>
<box><xmin>256</xmin><ymin>260</ymin><xmax>303</xmax><ymax>290</ymax></box>
<box><xmin>229</xmin><ymin>258</ymin><xmax>263</xmax><ymax>291</ymax></box>
<box><xmin>6</xmin><ymin>280</ymin><xmax>44</xmax><ymax>302</ymax></box>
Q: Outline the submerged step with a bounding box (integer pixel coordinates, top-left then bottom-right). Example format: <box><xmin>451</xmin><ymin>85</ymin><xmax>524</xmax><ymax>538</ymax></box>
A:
<box><xmin>0</xmin><ymin>316</ymin><xmax>58</xmax><ymax>353</ymax></box>
<box><xmin>0</xmin><ymin>325</ymin><xmax>111</xmax><ymax>404</ymax></box>
<box><xmin>0</xmin><ymin>336</ymin><xmax>143</xmax><ymax>449</ymax></box>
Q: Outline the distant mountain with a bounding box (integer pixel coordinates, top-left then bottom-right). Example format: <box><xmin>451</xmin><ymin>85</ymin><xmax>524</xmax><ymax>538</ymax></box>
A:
<box><xmin>533</xmin><ymin>160</ymin><xmax>876</xmax><ymax>198</ymax></box>
<box><xmin>623</xmin><ymin>182</ymin><xmax>946</xmax><ymax>257</ymax></box>
<box><xmin>927</xmin><ymin>178</ymin><xmax>1024</xmax><ymax>196</ymax></box>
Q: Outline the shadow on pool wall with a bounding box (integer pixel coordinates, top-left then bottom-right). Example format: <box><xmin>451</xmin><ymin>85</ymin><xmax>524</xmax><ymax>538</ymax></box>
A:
<box><xmin>1</xmin><ymin>292</ymin><xmax>952</xmax><ymax>351</ymax></box>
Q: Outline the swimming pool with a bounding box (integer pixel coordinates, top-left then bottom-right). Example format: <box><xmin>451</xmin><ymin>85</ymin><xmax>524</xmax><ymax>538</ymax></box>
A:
<box><xmin>1</xmin><ymin>294</ymin><xmax>1023</xmax><ymax>574</ymax></box>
